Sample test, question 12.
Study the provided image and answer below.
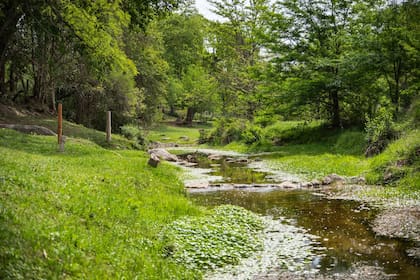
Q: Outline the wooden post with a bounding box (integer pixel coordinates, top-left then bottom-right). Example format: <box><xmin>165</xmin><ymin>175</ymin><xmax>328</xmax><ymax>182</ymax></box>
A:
<box><xmin>57</xmin><ymin>103</ymin><xmax>64</xmax><ymax>152</ymax></box>
<box><xmin>106</xmin><ymin>111</ymin><xmax>111</xmax><ymax>143</ymax></box>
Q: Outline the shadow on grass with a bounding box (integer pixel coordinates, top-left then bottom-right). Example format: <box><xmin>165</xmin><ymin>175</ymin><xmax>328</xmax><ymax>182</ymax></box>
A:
<box><xmin>1</xmin><ymin>115</ymin><xmax>136</xmax><ymax>149</ymax></box>
<box><xmin>0</xmin><ymin>129</ymin><xmax>114</xmax><ymax>158</ymax></box>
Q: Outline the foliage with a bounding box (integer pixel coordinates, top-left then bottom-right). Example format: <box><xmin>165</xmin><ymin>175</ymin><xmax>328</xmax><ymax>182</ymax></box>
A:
<box><xmin>366</xmin><ymin>129</ymin><xmax>420</xmax><ymax>188</ymax></box>
<box><xmin>162</xmin><ymin>205</ymin><xmax>264</xmax><ymax>270</ymax></box>
<box><xmin>205</xmin><ymin>118</ymin><xmax>249</xmax><ymax>144</ymax></box>
<box><xmin>365</xmin><ymin>107</ymin><xmax>397</xmax><ymax>156</ymax></box>
<box><xmin>0</xmin><ymin>128</ymin><xmax>200</xmax><ymax>279</ymax></box>
<box><xmin>120</xmin><ymin>124</ymin><xmax>147</xmax><ymax>149</ymax></box>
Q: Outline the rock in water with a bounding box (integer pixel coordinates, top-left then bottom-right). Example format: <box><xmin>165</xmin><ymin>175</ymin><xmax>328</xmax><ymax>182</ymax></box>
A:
<box><xmin>148</xmin><ymin>148</ymin><xmax>179</xmax><ymax>162</ymax></box>
<box><xmin>279</xmin><ymin>181</ymin><xmax>298</xmax><ymax>189</ymax></box>
<box><xmin>208</xmin><ymin>154</ymin><xmax>222</xmax><ymax>161</ymax></box>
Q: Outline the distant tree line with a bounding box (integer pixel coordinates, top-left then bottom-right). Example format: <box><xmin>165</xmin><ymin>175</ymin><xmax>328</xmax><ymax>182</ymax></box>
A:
<box><xmin>0</xmin><ymin>0</ymin><xmax>418</xmax><ymax>132</ymax></box>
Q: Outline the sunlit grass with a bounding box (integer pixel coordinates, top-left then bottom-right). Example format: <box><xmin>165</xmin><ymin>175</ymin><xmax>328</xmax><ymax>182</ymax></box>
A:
<box><xmin>146</xmin><ymin>123</ymin><xmax>211</xmax><ymax>145</ymax></box>
<box><xmin>0</xmin><ymin>128</ymin><xmax>200</xmax><ymax>279</ymax></box>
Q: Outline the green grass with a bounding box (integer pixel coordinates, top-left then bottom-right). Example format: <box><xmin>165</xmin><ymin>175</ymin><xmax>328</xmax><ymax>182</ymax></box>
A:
<box><xmin>366</xmin><ymin>129</ymin><xmax>420</xmax><ymax>190</ymax></box>
<box><xmin>262</xmin><ymin>143</ymin><xmax>369</xmax><ymax>180</ymax></box>
<box><xmin>0</xmin><ymin>128</ymin><xmax>201</xmax><ymax>279</ymax></box>
<box><xmin>146</xmin><ymin>123</ymin><xmax>211</xmax><ymax>145</ymax></box>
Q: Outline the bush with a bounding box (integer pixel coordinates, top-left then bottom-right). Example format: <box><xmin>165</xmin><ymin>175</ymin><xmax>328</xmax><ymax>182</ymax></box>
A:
<box><xmin>241</xmin><ymin>124</ymin><xmax>263</xmax><ymax>144</ymax></box>
<box><xmin>120</xmin><ymin>124</ymin><xmax>147</xmax><ymax>149</ymax></box>
<box><xmin>205</xmin><ymin>118</ymin><xmax>247</xmax><ymax>145</ymax></box>
<box><xmin>364</xmin><ymin>107</ymin><xmax>397</xmax><ymax>157</ymax></box>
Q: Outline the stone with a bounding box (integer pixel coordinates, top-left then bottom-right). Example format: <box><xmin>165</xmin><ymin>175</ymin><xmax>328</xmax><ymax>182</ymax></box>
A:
<box><xmin>300</xmin><ymin>181</ymin><xmax>313</xmax><ymax>188</ymax></box>
<box><xmin>347</xmin><ymin>176</ymin><xmax>366</xmax><ymax>184</ymax></box>
<box><xmin>148</xmin><ymin>153</ymin><xmax>160</xmax><ymax>167</ymax></box>
<box><xmin>186</xmin><ymin>154</ymin><xmax>197</xmax><ymax>163</ymax></box>
<box><xmin>225</xmin><ymin>157</ymin><xmax>236</xmax><ymax>163</ymax></box>
<box><xmin>148</xmin><ymin>148</ymin><xmax>179</xmax><ymax>162</ymax></box>
<box><xmin>322</xmin><ymin>173</ymin><xmax>345</xmax><ymax>185</ymax></box>
<box><xmin>208</xmin><ymin>154</ymin><xmax>222</xmax><ymax>161</ymax></box>
<box><xmin>185</xmin><ymin>181</ymin><xmax>209</xmax><ymax>189</ymax></box>
<box><xmin>311</xmin><ymin>179</ymin><xmax>321</xmax><ymax>187</ymax></box>
<box><xmin>178</xmin><ymin>161</ymin><xmax>198</xmax><ymax>167</ymax></box>
<box><xmin>237</xmin><ymin>158</ymin><xmax>249</xmax><ymax>163</ymax></box>
<box><xmin>279</xmin><ymin>181</ymin><xmax>297</xmax><ymax>189</ymax></box>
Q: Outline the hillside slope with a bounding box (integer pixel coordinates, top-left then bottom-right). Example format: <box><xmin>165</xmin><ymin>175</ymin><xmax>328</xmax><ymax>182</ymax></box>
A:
<box><xmin>0</xmin><ymin>128</ymin><xmax>200</xmax><ymax>279</ymax></box>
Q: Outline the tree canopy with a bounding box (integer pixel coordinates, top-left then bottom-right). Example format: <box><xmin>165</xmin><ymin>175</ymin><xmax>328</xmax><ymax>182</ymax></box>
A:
<box><xmin>0</xmin><ymin>0</ymin><xmax>418</xmax><ymax>132</ymax></box>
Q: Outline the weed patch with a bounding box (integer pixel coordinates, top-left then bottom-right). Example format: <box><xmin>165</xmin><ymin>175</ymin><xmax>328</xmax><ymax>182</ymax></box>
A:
<box><xmin>162</xmin><ymin>205</ymin><xmax>264</xmax><ymax>271</ymax></box>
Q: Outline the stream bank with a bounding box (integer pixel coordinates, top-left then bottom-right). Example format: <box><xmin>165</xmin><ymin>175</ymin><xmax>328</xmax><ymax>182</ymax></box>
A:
<box><xmin>164</xmin><ymin>147</ymin><xmax>420</xmax><ymax>279</ymax></box>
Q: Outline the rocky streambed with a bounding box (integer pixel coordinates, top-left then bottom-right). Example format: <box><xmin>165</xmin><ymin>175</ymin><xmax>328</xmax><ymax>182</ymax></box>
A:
<box><xmin>153</xmin><ymin>147</ymin><xmax>420</xmax><ymax>279</ymax></box>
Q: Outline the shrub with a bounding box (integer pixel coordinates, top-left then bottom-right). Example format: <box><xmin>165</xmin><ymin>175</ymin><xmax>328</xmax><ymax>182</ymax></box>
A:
<box><xmin>205</xmin><ymin>118</ymin><xmax>248</xmax><ymax>145</ymax></box>
<box><xmin>364</xmin><ymin>107</ymin><xmax>397</xmax><ymax>157</ymax></box>
<box><xmin>120</xmin><ymin>124</ymin><xmax>147</xmax><ymax>149</ymax></box>
<box><xmin>241</xmin><ymin>124</ymin><xmax>263</xmax><ymax>144</ymax></box>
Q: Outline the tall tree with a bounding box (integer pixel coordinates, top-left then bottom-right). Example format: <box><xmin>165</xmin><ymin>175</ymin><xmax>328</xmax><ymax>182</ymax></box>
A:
<box><xmin>206</xmin><ymin>0</ymin><xmax>269</xmax><ymax>119</ymax></box>
<box><xmin>0</xmin><ymin>0</ymin><xmax>181</xmax><ymax>113</ymax></box>
<box><xmin>264</xmin><ymin>0</ymin><xmax>380</xmax><ymax>127</ymax></box>
<box><xmin>371</xmin><ymin>1</ymin><xmax>420</xmax><ymax>117</ymax></box>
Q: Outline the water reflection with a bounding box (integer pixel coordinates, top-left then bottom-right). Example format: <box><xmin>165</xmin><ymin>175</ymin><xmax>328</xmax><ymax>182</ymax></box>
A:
<box><xmin>179</xmin><ymin>152</ymin><xmax>419</xmax><ymax>279</ymax></box>
<box><xmin>190</xmin><ymin>189</ymin><xmax>419</xmax><ymax>279</ymax></box>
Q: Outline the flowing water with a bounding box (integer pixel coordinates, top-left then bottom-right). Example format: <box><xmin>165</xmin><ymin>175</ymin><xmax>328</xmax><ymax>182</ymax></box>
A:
<box><xmin>175</xmin><ymin>152</ymin><xmax>420</xmax><ymax>279</ymax></box>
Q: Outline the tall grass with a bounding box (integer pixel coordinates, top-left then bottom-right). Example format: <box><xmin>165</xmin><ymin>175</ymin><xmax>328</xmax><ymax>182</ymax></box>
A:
<box><xmin>0</xmin><ymin>129</ymin><xmax>200</xmax><ymax>279</ymax></box>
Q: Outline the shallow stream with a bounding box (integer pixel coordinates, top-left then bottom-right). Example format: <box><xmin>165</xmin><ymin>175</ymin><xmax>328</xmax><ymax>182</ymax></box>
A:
<box><xmin>175</xmin><ymin>151</ymin><xmax>419</xmax><ymax>279</ymax></box>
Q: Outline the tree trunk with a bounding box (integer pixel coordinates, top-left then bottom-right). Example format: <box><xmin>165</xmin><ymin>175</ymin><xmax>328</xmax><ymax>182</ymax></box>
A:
<box><xmin>392</xmin><ymin>59</ymin><xmax>401</xmax><ymax>118</ymax></box>
<box><xmin>0</xmin><ymin>61</ymin><xmax>5</xmax><ymax>96</ymax></box>
<box><xmin>330</xmin><ymin>90</ymin><xmax>341</xmax><ymax>128</ymax></box>
<box><xmin>184</xmin><ymin>107</ymin><xmax>195</xmax><ymax>126</ymax></box>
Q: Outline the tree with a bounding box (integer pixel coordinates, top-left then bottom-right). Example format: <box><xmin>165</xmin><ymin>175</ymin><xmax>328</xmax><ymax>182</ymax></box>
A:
<box><xmin>207</xmin><ymin>0</ymin><xmax>269</xmax><ymax>119</ymax></box>
<box><xmin>267</xmin><ymin>0</ymin><xmax>384</xmax><ymax>127</ymax></box>
<box><xmin>180</xmin><ymin>64</ymin><xmax>218</xmax><ymax>125</ymax></box>
<box><xmin>0</xmin><ymin>0</ymin><xmax>180</xmax><ymax>117</ymax></box>
<box><xmin>371</xmin><ymin>1</ymin><xmax>420</xmax><ymax>117</ymax></box>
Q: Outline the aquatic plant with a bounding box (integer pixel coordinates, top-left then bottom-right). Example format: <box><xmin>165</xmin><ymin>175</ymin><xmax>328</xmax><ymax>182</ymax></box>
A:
<box><xmin>162</xmin><ymin>205</ymin><xmax>265</xmax><ymax>270</ymax></box>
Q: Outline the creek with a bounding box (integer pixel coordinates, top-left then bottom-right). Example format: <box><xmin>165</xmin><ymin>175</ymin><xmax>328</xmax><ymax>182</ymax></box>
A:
<box><xmin>172</xmin><ymin>150</ymin><xmax>419</xmax><ymax>279</ymax></box>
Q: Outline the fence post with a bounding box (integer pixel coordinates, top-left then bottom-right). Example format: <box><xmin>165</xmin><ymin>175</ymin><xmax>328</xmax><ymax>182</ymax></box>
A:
<box><xmin>57</xmin><ymin>103</ymin><xmax>64</xmax><ymax>152</ymax></box>
<box><xmin>106</xmin><ymin>111</ymin><xmax>111</xmax><ymax>143</ymax></box>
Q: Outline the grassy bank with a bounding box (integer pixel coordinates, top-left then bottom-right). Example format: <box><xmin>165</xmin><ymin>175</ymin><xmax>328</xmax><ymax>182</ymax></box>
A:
<box><xmin>208</xmin><ymin>121</ymin><xmax>419</xmax><ymax>198</ymax></box>
<box><xmin>0</xmin><ymin>128</ymin><xmax>201</xmax><ymax>279</ymax></box>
